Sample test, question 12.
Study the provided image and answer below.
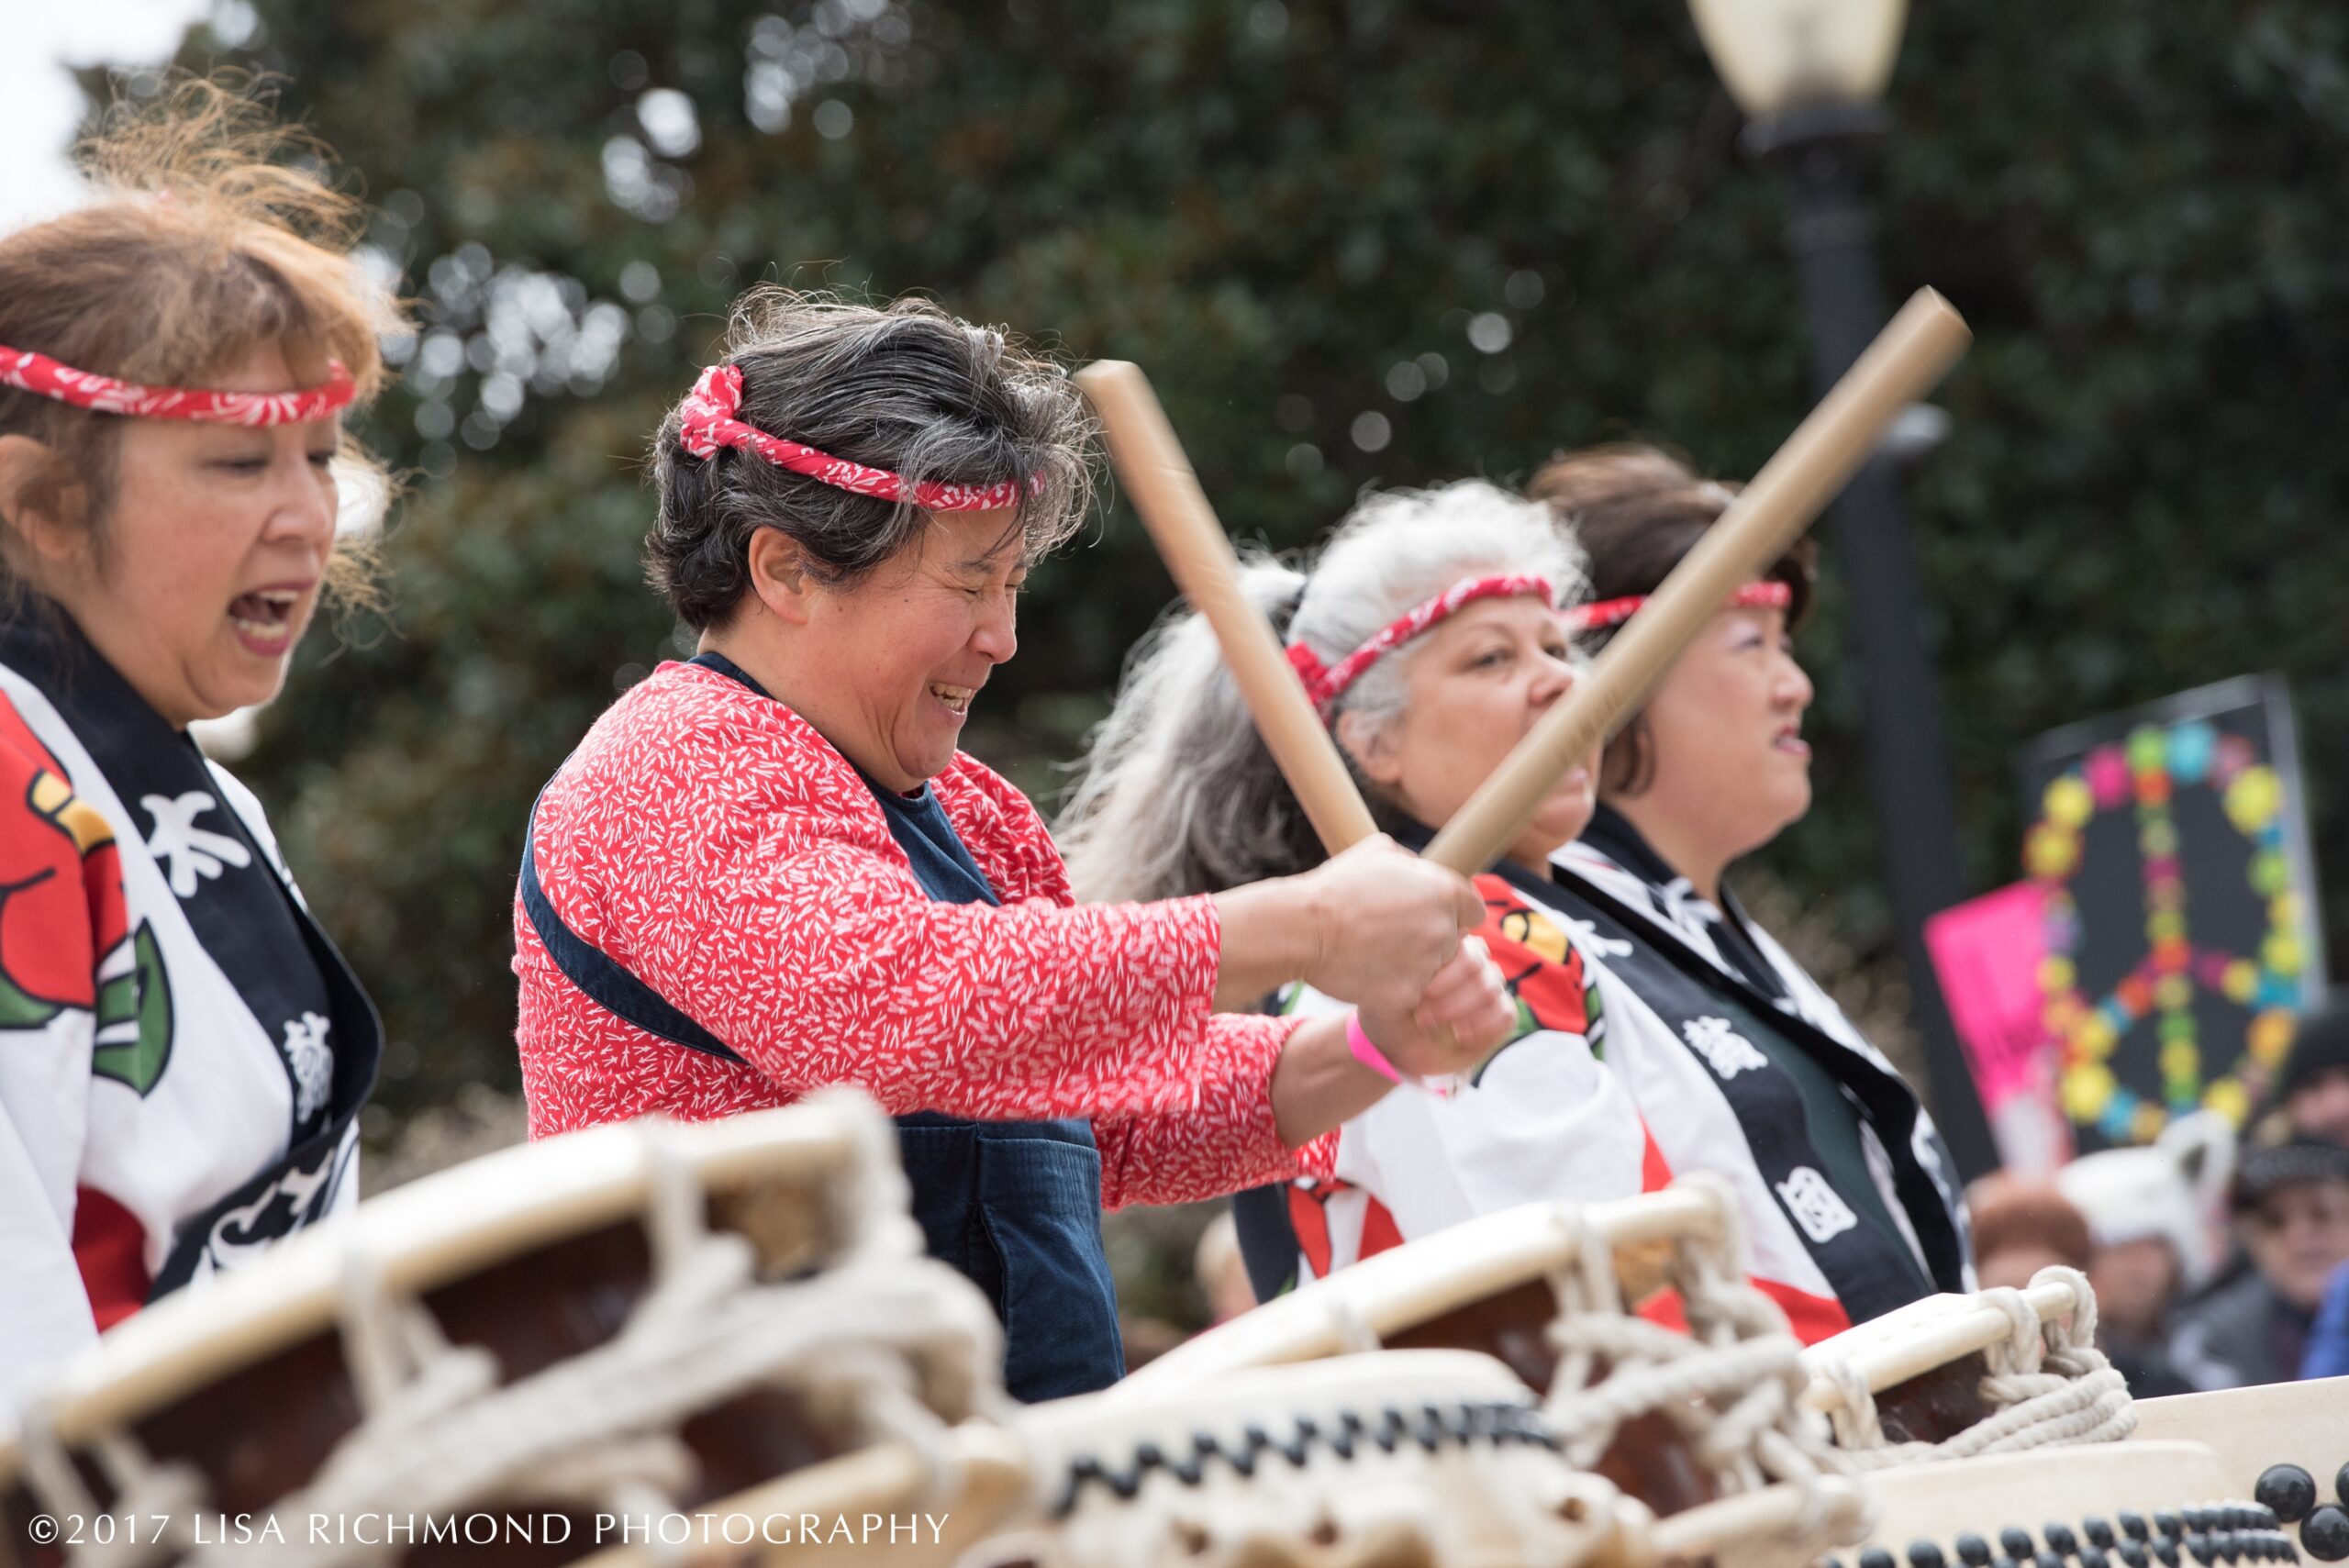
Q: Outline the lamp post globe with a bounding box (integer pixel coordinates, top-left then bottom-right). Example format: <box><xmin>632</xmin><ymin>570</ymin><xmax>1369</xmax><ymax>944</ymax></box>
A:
<box><xmin>1687</xmin><ymin>0</ymin><xmax>1907</xmax><ymax>117</ymax></box>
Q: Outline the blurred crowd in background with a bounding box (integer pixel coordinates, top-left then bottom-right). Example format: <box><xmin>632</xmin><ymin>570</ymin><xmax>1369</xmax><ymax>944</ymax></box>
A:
<box><xmin>1842</xmin><ymin>1005</ymin><xmax>2349</xmax><ymax>1390</ymax></box>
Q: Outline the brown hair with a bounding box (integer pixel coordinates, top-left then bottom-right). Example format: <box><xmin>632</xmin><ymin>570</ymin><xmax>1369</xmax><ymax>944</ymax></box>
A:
<box><xmin>0</xmin><ymin>75</ymin><xmax>396</xmax><ymax>599</ymax></box>
<box><xmin>1966</xmin><ymin>1173</ymin><xmax>2094</xmax><ymax>1273</ymax></box>
<box><xmin>1526</xmin><ymin>444</ymin><xmax>1816</xmax><ymax>796</ymax></box>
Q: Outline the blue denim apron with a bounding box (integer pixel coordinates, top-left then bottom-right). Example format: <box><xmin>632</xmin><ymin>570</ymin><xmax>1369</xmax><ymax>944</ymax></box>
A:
<box><xmin>519</xmin><ymin>656</ymin><xmax>1124</xmax><ymax>1401</ymax></box>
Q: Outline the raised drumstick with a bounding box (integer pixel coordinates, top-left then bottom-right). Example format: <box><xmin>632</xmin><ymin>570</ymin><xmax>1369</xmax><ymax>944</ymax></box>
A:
<box><xmin>1074</xmin><ymin>361</ymin><xmax>1381</xmax><ymax>856</ymax></box>
<box><xmin>1422</xmin><ymin>287</ymin><xmax>1973</xmax><ymax>876</ymax></box>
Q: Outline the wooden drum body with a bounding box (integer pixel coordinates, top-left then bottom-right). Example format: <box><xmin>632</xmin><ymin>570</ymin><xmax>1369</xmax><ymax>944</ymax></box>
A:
<box><xmin>0</xmin><ymin>1094</ymin><xmax>1002</xmax><ymax>1568</ymax></box>
<box><xmin>1116</xmin><ymin>1180</ymin><xmax>1862</xmax><ymax>1561</ymax></box>
<box><xmin>1121</xmin><ymin>1188</ymin><xmax>1735</xmax><ymax>1397</ymax></box>
<box><xmin>1798</xmin><ymin>1269</ymin><xmax>2135</xmax><ymax>1469</ymax></box>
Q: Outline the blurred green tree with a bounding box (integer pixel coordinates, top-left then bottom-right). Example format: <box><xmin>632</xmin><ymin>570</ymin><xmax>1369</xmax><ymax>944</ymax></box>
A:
<box><xmin>126</xmin><ymin>0</ymin><xmax>2349</xmax><ymax>1126</ymax></box>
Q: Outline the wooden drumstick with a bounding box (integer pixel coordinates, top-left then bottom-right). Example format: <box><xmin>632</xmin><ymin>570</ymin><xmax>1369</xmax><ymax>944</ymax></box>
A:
<box><xmin>1423</xmin><ymin>287</ymin><xmax>1972</xmax><ymax>875</ymax></box>
<box><xmin>1074</xmin><ymin>361</ymin><xmax>1381</xmax><ymax>856</ymax></box>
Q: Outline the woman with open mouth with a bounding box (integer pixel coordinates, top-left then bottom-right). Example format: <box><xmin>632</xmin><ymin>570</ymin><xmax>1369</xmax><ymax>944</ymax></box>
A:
<box><xmin>513</xmin><ymin>288</ymin><xmax>1515</xmax><ymax>1403</ymax></box>
<box><xmin>0</xmin><ymin>80</ymin><xmax>390</xmax><ymax>1411</ymax></box>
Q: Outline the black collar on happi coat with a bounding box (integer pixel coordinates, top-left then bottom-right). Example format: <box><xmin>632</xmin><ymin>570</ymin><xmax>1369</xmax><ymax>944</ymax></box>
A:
<box><xmin>0</xmin><ymin>609</ymin><xmax>381</xmax><ymax>1296</ymax></box>
<box><xmin>1577</xmin><ymin>804</ymin><xmax>1792</xmax><ymax>1002</ymax></box>
<box><xmin>1546</xmin><ymin>809</ymin><xmax>1969</xmax><ymax>1318</ymax></box>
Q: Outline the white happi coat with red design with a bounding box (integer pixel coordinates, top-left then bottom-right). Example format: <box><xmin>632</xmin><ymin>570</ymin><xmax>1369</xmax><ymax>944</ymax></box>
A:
<box><xmin>1256</xmin><ymin>841</ymin><xmax>1970</xmax><ymax>1344</ymax></box>
<box><xmin>0</xmin><ymin>617</ymin><xmax>374</xmax><ymax>1415</ymax></box>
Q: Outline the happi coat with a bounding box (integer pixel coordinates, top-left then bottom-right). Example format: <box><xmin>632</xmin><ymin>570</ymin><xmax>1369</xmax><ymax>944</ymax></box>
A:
<box><xmin>0</xmin><ymin>614</ymin><xmax>378</xmax><ymax>1410</ymax></box>
<box><xmin>514</xmin><ymin>659</ymin><xmax>1337</xmax><ymax>1278</ymax></box>
<box><xmin>1239</xmin><ymin>812</ymin><xmax>1971</xmax><ymax>1344</ymax></box>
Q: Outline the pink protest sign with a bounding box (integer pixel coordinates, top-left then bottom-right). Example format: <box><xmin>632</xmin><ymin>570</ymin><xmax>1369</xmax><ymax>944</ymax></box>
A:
<box><xmin>1927</xmin><ymin>881</ymin><xmax>2070</xmax><ymax>1173</ymax></box>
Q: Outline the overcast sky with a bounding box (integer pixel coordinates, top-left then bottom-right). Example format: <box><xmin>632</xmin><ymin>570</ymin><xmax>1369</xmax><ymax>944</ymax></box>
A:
<box><xmin>0</xmin><ymin>0</ymin><xmax>212</xmax><ymax>232</ymax></box>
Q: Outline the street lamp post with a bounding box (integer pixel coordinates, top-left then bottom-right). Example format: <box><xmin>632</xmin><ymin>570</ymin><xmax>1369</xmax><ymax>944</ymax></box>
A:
<box><xmin>1689</xmin><ymin>0</ymin><xmax>1998</xmax><ymax>1180</ymax></box>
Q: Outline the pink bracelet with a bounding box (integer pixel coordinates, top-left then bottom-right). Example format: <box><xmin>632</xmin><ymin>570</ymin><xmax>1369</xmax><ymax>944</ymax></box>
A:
<box><xmin>1345</xmin><ymin>1011</ymin><xmax>1408</xmax><ymax>1085</ymax></box>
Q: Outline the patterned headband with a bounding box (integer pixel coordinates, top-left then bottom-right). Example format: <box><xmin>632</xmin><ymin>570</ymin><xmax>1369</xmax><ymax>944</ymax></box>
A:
<box><xmin>1566</xmin><ymin>579</ymin><xmax>1793</xmax><ymax>635</ymax></box>
<box><xmin>1286</xmin><ymin>573</ymin><xmax>1556</xmax><ymax>713</ymax></box>
<box><xmin>676</xmin><ymin>363</ymin><xmax>1036</xmax><ymax>512</ymax></box>
<box><xmin>0</xmin><ymin>344</ymin><xmax>356</xmax><ymax>426</ymax></box>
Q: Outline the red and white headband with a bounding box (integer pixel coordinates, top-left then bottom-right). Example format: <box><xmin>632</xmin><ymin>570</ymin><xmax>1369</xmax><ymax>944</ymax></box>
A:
<box><xmin>1287</xmin><ymin>573</ymin><xmax>1555</xmax><ymax>713</ymax></box>
<box><xmin>0</xmin><ymin>344</ymin><xmax>355</xmax><ymax>426</ymax></box>
<box><xmin>1566</xmin><ymin>579</ymin><xmax>1792</xmax><ymax>634</ymax></box>
<box><xmin>678</xmin><ymin>363</ymin><xmax>1035</xmax><ymax>512</ymax></box>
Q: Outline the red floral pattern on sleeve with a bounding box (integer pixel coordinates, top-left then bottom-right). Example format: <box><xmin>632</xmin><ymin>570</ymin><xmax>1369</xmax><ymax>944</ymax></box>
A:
<box><xmin>514</xmin><ymin>661</ymin><xmax>1319</xmax><ymax>1208</ymax></box>
<box><xmin>0</xmin><ymin>696</ymin><xmax>151</xmax><ymax>1326</ymax></box>
<box><xmin>1458</xmin><ymin>874</ymin><xmax>1594</xmax><ymax>1084</ymax></box>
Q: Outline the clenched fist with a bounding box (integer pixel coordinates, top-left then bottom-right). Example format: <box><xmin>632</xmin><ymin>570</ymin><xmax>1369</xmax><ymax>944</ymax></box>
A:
<box><xmin>1291</xmin><ymin>835</ymin><xmax>1487</xmax><ymax>1017</ymax></box>
<box><xmin>1358</xmin><ymin>935</ymin><xmax>1517</xmax><ymax>1080</ymax></box>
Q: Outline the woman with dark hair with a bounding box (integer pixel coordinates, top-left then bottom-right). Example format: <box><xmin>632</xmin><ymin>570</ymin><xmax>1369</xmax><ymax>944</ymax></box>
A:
<box><xmin>1525</xmin><ymin>445</ymin><xmax>1971</xmax><ymax>1336</ymax></box>
<box><xmin>513</xmin><ymin>290</ymin><xmax>1512</xmax><ymax>1402</ymax></box>
<box><xmin>0</xmin><ymin>81</ymin><xmax>393</xmax><ymax>1407</ymax></box>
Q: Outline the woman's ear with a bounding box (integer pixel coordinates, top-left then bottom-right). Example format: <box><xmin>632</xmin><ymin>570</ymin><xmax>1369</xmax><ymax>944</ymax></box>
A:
<box><xmin>1335</xmin><ymin>707</ymin><xmax>1405</xmax><ymax>788</ymax></box>
<box><xmin>0</xmin><ymin>434</ymin><xmax>88</xmax><ymax>572</ymax></box>
<box><xmin>742</xmin><ymin>528</ymin><xmax>817</xmax><ymax>625</ymax></box>
<box><xmin>1598</xmin><ymin>715</ymin><xmax>1645</xmax><ymax>799</ymax></box>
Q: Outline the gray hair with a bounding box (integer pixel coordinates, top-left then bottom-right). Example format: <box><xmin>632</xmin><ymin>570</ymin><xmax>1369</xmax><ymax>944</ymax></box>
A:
<box><xmin>647</xmin><ymin>287</ymin><xmax>1096</xmax><ymax>628</ymax></box>
<box><xmin>1059</xmin><ymin>480</ymin><xmax>1585</xmax><ymax>904</ymax></box>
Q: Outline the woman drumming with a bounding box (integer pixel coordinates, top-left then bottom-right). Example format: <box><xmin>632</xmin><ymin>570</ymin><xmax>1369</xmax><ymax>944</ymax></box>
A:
<box><xmin>514</xmin><ymin>290</ymin><xmax>1511</xmax><ymax>1402</ymax></box>
<box><xmin>1526</xmin><ymin>447</ymin><xmax>1969</xmax><ymax>1337</ymax></box>
<box><xmin>1062</xmin><ymin>482</ymin><xmax>1648</xmax><ymax>1296</ymax></box>
<box><xmin>1065</xmin><ymin>466</ymin><xmax>1968</xmax><ymax>1343</ymax></box>
<box><xmin>0</xmin><ymin>84</ymin><xmax>389</xmax><ymax>1407</ymax></box>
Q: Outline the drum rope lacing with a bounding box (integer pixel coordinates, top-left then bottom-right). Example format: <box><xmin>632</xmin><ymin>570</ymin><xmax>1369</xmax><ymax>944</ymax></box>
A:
<box><xmin>1541</xmin><ymin>1173</ymin><xmax>1871</xmax><ymax>1553</ymax></box>
<box><xmin>17</xmin><ymin>1095</ymin><xmax>1006</xmax><ymax>1568</ymax></box>
<box><xmin>1809</xmin><ymin>1264</ymin><xmax>2136</xmax><ymax>1470</ymax></box>
<box><xmin>17</xmin><ymin>1426</ymin><xmax>209</xmax><ymax>1568</ymax></box>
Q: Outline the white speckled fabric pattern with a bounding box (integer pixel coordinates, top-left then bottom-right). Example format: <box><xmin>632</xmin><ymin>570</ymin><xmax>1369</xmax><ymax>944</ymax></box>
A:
<box><xmin>514</xmin><ymin>659</ymin><xmax>1335</xmax><ymax>1208</ymax></box>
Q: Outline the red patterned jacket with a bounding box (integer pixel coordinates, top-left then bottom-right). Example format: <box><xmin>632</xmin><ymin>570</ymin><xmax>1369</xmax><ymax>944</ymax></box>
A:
<box><xmin>514</xmin><ymin>660</ymin><xmax>1335</xmax><ymax>1207</ymax></box>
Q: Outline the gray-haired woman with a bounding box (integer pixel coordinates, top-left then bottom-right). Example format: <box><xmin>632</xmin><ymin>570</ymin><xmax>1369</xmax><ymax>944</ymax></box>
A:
<box><xmin>512</xmin><ymin>290</ymin><xmax>1513</xmax><ymax>1402</ymax></box>
<box><xmin>1061</xmin><ymin>480</ymin><xmax>1636</xmax><ymax>1289</ymax></box>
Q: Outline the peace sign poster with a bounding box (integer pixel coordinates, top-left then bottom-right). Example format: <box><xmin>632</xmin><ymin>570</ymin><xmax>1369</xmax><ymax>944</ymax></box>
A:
<box><xmin>2020</xmin><ymin>673</ymin><xmax>2326</xmax><ymax>1153</ymax></box>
